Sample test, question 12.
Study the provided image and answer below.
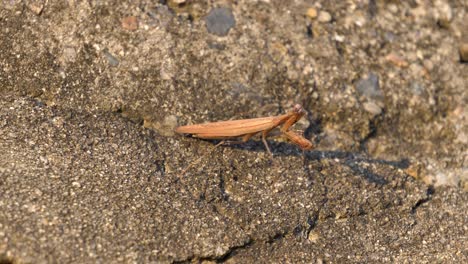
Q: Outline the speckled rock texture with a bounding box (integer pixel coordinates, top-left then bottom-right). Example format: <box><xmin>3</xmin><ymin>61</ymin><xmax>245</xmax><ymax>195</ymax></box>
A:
<box><xmin>0</xmin><ymin>0</ymin><xmax>466</xmax><ymax>263</ymax></box>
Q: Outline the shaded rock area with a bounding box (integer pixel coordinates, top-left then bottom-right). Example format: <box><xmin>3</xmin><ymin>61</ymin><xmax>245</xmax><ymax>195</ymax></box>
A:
<box><xmin>0</xmin><ymin>0</ymin><xmax>466</xmax><ymax>263</ymax></box>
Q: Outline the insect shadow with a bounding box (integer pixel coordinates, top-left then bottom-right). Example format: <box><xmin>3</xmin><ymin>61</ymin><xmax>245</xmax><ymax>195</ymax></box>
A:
<box><xmin>203</xmin><ymin>138</ymin><xmax>409</xmax><ymax>186</ymax></box>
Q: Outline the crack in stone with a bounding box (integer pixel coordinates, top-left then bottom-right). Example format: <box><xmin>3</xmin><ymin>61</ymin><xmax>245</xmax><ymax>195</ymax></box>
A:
<box><xmin>172</xmin><ymin>238</ymin><xmax>253</xmax><ymax>263</ymax></box>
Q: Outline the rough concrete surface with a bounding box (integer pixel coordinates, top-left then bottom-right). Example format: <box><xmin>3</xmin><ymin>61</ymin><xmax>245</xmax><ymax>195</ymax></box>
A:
<box><xmin>0</xmin><ymin>0</ymin><xmax>466</xmax><ymax>263</ymax></box>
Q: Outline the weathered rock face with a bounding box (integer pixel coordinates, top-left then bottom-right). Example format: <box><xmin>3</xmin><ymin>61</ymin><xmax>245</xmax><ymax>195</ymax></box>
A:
<box><xmin>0</xmin><ymin>0</ymin><xmax>466</xmax><ymax>262</ymax></box>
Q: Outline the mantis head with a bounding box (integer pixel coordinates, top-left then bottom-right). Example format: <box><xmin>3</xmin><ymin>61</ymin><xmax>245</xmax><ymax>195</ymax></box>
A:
<box><xmin>292</xmin><ymin>104</ymin><xmax>306</xmax><ymax>115</ymax></box>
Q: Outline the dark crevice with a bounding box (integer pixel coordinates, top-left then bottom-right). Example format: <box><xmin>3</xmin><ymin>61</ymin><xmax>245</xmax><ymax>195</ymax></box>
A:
<box><xmin>172</xmin><ymin>256</ymin><xmax>193</xmax><ymax>264</ymax></box>
<box><xmin>266</xmin><ymin>231</ymin><xmax>287</xmax><ymax>244</ymax></box>
<box><xmin>306</xmin><ymin>23</ymin><xmax>313</xmax><ymax>39</ymax></box>
<box><xmin>359</xmin><ymin>111</ymin><xmax>384</xmax><ymax>152</ymax></box>
<box><xmin>343</xmin><ymin>159</ymin><xmax>388</xmax><ymax>185</ymax></box>
<box><xmin>368</xmin><ymin>0</ymin><xmax>378</xmax><ymax>18</ymax></box>
<box><xmin>215</xmin><ymin>239</ymin><xmax>253</xmax><ymax>262</ymax></box>
<box><xmin>303</xmin><ymin>97</ymin><xmax>322</xmax><ymax>143</ymax></box>
<box><xmin>303</xmin><ymin>214</ymin><xmax>319</xmax><ymax>239</ymax></box>
<box><xmin>218</xmin><ymin>173</ymin><xmax>230</xmax><ymax>202</ymax></box>
<box><xmin>411</xmin><ymin>186</ymin><xmax>435</xmax><ymax>214</ymax></box>
<box><xmin>334</xmin><ymin>39</ymin><xmax>345</xmax><ymax>57</ymax></box>
<box><xmin>0</xmin><ymin>255</ymin><xmax>14</xmax><ymax>264</ymax></box>
<box><xmin>173</xmin><ymin>238</ymin><xmax>253</xmax><ymax>263</ymax></box>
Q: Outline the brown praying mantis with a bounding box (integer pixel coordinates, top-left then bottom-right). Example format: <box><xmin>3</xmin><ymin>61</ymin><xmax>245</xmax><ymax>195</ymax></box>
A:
<box><xmin>175</xmin><ymin>104</ymin><xmax>313</xmax><ymax>156</ymax></box>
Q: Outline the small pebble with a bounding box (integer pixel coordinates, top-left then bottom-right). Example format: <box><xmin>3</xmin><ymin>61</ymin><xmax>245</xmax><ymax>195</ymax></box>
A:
<box><xmin>207</xmin><ymin>41</ymin><xmax>226</xmax><ymax>50</ymax></box>
<box><xmin>103</xmin><ymin>50</ymin><xmax>119</xmax><ymax>67</ymax></box>
<box><xmin>355</xmin><ymin>72</ymin><xmax>383</xmax><ymax>101</ymax></box>
<box><xmin>387</xmin><ymin>4</ymin><xmax>398</xmax><ymax>14</ymax></box>
<box><xmin>205</xmin><ymin>7</ymin><xmax>236</xmax><ymax>36</ymax></box>
<box><xmin>63</xmin><ymin>46</ymin><xmax>77</xmax><ymax>62</ymax></box>
<box><xmin>34</xmin><ymin>189</ymin><xmax>43</xmax><ymax>197</ymax></box>
<box><xmin>410</xmin><ymin>82</ymin><xmax>425</xmax><ymax>96</ymax></box>
<box><xmin>363</xmin><ymin>101</ymin><xmax>382</xmax><ymax>115</ymax></box>
<box><xmin>148</xmin><ymin>5</ymin><xmax>173</xmax><ymax>28</ymax></box>
<box><xmin>27</xmin><ymin>0</ymin><xmax>45</xmax><ymax>15</ymax></box>
<box><xmin>423</xmin><ymin>59</ymin><xmax>434</xmax><ymax>71</ymax></box>
<box><xmin>334</xmin><ymin>34</ymin><xmax>345</xmax><ymax>42</ymax></box>
<box><xmin>385</xmin><ymin>53</ymin><xmax>408</xmax><ymax>68</ymax></box>
<box><xmin>3</xmin><ymin>0</ymin><xmax>20</xmax><ymax>10</ymax></box>
<box><xmin>459</xmin><ymin>43</ymin><xmax>468</xmax><ymax>62</ymax></box>
<box><xmin>144</xmin><ymin>115</ymin><xmax>178</xmax><ymax>136</ymax></box>
<box><xmin>318</xmin><ymin>11</ymin><xmax>332</xmax><ymax>23</ymax></box>
<box><xmin>121</xmin><ymin>16</ymin><xmax>138</xmax><ymax>31</ymax></box>
<box><xmin>308</xmin><ymin>231</ymin><xmax>320</xmax><ymax>242</ymax></box>
<box><xmin>306</xmin><ymin>8</ymin><xmax>318</xmax><ymax>19</ymax></box>
<box><xmin>353</xmin><ymin>14</ymin><xmax>366</xmax><ymax>27</ymax></box>
<box><xmin>161</xmin><ymin>115</ymin><xmax>178</xmax><ymax>136</ymax></box>
<box><xmin>435</xmin><ymin>0</ymin><xmax>453</xmax><ymax>27</ymax></box>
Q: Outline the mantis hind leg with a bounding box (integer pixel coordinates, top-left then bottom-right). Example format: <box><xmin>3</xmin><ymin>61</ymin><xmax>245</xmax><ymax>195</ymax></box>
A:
<box><xmin>261</xmin><ymin>128</ymin><xmax>274</xmax><ymax>158</ymax></box>
<box><xmin>219</xmin><ymin>131</ymin><xmax>273</xmax><ymax>158</ymax></box>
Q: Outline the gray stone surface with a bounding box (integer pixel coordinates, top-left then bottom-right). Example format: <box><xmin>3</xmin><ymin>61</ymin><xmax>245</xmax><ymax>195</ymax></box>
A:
<box><xmin>205</xmin><ymin>7</ymin><xmax>236</xmax><ymax>36</ymax></box>
<box><xmin>0</xmin><ymin>0</ymin><xmax>467</xmax><ymax>263</ymax></box>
